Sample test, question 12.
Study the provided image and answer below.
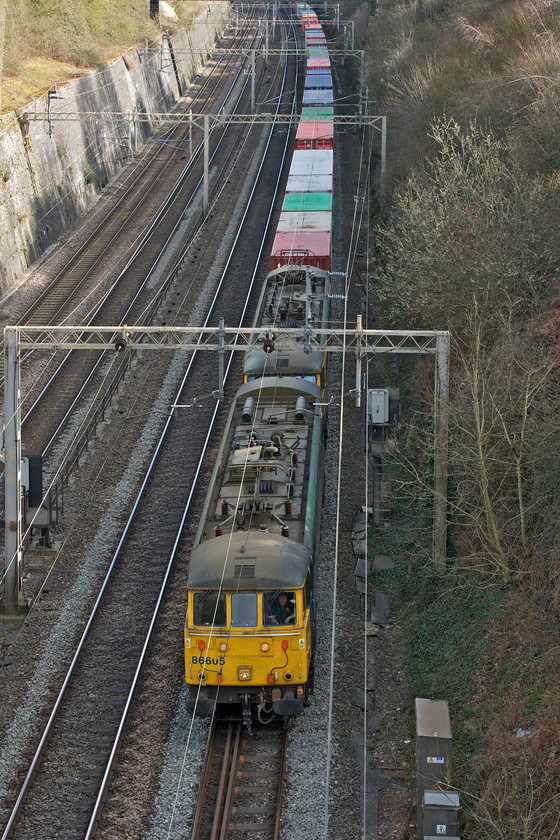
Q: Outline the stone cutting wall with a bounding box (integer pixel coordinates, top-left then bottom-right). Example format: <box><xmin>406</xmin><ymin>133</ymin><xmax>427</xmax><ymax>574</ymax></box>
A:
<box><xmin>0</xmin><ymin>1</ymin><xmax>229</xmax><ymax>297</ymax></box>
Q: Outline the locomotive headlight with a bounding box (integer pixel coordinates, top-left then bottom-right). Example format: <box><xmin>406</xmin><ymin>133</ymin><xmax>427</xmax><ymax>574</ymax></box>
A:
<box><xmin>260</xmin><ymin>643</ymin><xmax>270</xmax><ymax>652</ymax></box>
<box><xmin>238</xmin><ymin>667</ymin><xmax>252</xmax><ymax>681</ymax></box>
<box><xmin>219</xmin><ymin>642</ymin><xmax>228</xmax><ymax>652</ymax></box>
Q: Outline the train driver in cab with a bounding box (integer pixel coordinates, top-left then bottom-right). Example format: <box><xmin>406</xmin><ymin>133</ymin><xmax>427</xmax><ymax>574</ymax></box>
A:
<box><xmin>266</xmin><ymin>591</ymin><xmax>295</xmax><ymax>625</ymax></box>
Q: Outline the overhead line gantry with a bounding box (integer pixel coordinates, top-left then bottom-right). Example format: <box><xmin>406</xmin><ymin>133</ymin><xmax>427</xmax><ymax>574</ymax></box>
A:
<box><xmin>2</xmin><ymin>323</ymin><xmax>449</xmax><ymax>614</ymax></box>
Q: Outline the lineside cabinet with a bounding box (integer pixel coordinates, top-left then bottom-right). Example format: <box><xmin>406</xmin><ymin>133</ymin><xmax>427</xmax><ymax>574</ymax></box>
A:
<box><xmin>415</xmin><ymin>698</ymin><xmax>453</xmax><ymax>840</ymax></box>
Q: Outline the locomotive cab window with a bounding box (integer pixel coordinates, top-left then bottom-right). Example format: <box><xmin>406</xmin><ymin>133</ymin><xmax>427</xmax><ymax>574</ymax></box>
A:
<box><xmin>231</xmin><ymin>592</ymin><xmax>258</xmax><ymax>627</ymax></box>
<box><xmin>193</xmin><ymin>591</ymin><xmax>226</xmax><ymax>626</ymax></box>
<box><xmin>264</xmin><ymin>591</ymin><xmax>296</xmax><ymax>625</ymax></box>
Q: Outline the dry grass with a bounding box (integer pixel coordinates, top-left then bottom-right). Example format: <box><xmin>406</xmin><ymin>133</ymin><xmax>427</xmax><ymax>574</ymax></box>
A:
<box><xmin>367</xmin><ymin>0</ymin><xmax>560</xmax><ymax>186</ymax></box>
<box><xmin>2</xmin><ymin>57</ymin><xmax>86</xmax><ymax>112</ymax></box>
<box><xmin>1</xmin><ymin>0</ymin><xmax>209</xmax><ymax>113</ymax></box>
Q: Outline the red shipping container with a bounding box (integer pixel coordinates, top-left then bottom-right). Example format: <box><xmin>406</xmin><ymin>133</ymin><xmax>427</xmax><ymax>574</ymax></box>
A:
<box><xmin>307</xmin><ymin>58</ymin><xmax>331</xmax><ymax>70</ymax></box>
<box><xmin>270</xmin><ymin>231</ymin><xmax>331</xmax><ymax>272</ymax></box>
<box><xmin>296</xmin><ymin>120</ymin><xmax>334</xmax><ymax>149</ymax></box>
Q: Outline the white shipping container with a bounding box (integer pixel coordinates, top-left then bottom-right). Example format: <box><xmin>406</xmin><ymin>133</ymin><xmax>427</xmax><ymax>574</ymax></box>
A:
<box><xmin>286</xmin><ymin>173</ymin><xmax>333</xmax><ymax>193</ymax></box>
<box><xmin>289</xmin><ymin>149</ymin><xmax>333</xmax><ymax>177</ymax></box>
<box><xmin>276</xmin><ymin>211</ymin><xmax>332</xmax><ymax>233</ymax></box>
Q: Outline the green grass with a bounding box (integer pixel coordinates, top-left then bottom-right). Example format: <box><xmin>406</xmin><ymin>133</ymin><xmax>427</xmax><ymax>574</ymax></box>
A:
<box><xmin>370</xmin><ymin>531</ymin><xmax>508</xmax><ymax>768</ymax></box>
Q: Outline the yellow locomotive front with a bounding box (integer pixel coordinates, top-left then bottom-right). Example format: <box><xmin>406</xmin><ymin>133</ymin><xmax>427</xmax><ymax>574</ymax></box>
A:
<box><xmin>184</xmin><ymin>377</ymin><xmax>324</xmax><ymax>725</ymax></box>
<box><xmin>185</xmin><ymin>532</ymin><xmax>313</xmax><ymax>722</ymax></box>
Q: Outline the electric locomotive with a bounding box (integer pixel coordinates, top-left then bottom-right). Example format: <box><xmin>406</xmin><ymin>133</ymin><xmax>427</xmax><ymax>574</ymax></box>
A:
<box><xmin>243</xmin><ymin>264</ymin><xmax>331</xmax><ymax>389</ymax></box>
<box><xmin>184</xmin><ymin>376</ymin><xmax>324</xmax><ymax>724</ymax></box>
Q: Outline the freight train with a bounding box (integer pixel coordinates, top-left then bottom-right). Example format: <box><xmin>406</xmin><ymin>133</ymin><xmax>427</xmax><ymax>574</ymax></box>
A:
<box><xmin>185</xmin><ymin>3</ymin><xmax>334</xmax><ymax>726</ymax></box>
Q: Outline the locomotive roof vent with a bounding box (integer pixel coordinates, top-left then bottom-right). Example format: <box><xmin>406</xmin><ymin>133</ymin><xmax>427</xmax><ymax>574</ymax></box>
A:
<box><xmin>234</xmin><ymin>564</ymin><xmax>256</xmax><ymax>578</ymax></box>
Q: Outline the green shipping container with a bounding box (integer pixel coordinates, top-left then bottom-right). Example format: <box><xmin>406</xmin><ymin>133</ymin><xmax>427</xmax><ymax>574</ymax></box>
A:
<box><xmin>301</xmin><ymin>106</ymin><xmax>334</xmax><ymax>121</ymax></box>
<box><xmin>282</xmin><ymin>192</ymin><xmax>332</xmax><ymax>212</ymax></box>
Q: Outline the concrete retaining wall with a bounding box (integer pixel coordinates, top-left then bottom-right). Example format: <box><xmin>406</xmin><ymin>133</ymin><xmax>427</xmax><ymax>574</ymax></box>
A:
<box><xmin>0</xmin><ymin>1</ymin><xmax>229</xmax><ymax>297</ymax></box>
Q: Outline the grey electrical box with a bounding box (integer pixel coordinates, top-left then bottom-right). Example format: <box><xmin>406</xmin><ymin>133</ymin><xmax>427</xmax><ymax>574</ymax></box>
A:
<box><xmin>423</xmin><ymin>790</ymin><xmax>460</xmax><ymax>836</ymax></box>
<box><xmin>416</xmin><ymin>699</ymin><xmax>452</xmax><ymax>840</ymax></box>
<box><xmin>367</xmin><ymin>389</ymin><xmax>389</xmax><ymax>424</ymax></box>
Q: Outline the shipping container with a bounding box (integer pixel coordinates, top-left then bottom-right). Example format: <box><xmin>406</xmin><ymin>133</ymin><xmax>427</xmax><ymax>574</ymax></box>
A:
<box><xmin>296</xmin><ymin>120</ymin><xmax>334</xmax><ymax>149</ymax></box>
<box><xmin>303</xmin><ymin>88</ymin><xmax>334</xmax><ymax>106</ymax></box>
<box><xmin>301</xmin><ymin>105</ymin><xmax>334</xmax><ymax>120</ymax></box>
<box><xmin>270</xmin><ymin>231</ymin><xmax>331</xmax><ymax>272</ymax></box>
<box><xmin>307</xmin><ymin>58</ymin><xmax>331</xmax><ymax>70</ymax></box>
<box><xmin>286</xmin><ymin>172</ymin><xmax>333</xmax><ymax>193</ymax></box>
<box><xmin>277</xmin><ymin>211</ymin><xmax>332</xmax><ymax>234</ymax></box>
<box><xmin>289</xmin><ymin>149</ymin><xmax>333</xmax><ymax>177</ymax></box>
<box><xmin>304</xmin><ymin>75</ymin><xmax>332</xmax><ymax>90</ymax></box>
<box><xmin>282</xmin><ymin>192</ymin><xmax>332</xmax><ymax>212</ymax></box>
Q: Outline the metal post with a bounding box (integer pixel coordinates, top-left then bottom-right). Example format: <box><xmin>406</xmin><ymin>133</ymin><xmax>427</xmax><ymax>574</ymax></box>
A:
<box><xmin>355</xmin><ymin>315</ymin><xmax>363</xmax><ymax>407</ymax></box>
<box><xmin>380</xmin><ymin>115</ymin><xmax>387</xmax><ymax>201</ymax></box>
<box><xmin>336</xmin><ymin>4</ymin><xmax>340</xmax><ymax>30</ymax></box>
<box><xmin>3</xmin><ymin>328</ymin><xmax>22</xmax><ymax>613</ymax></box>
<box><xmin>373</xmin><ymin>456</ymin><xmax>382</xmax><ymax>526</ymax></box>
<box><xmin>361</xmin><ymin>50</ymin><xmax>365</xmax><ymax>91</ymax></box>
<box><xmin>433</xmin><ymin>331</ymin><xmax>450</xmax><ymax>573</ymax></box>
<box><xmin>351</xmin><ymin>20</ymin><xmax>355</xmax><ymax>52</ymax></box>
<box><xmin>251</xmin><ymin>49</ymin><xmax>255</xmax><ymax>113</ymax></box>
<box><xmin>189</xmin><ymin>109</ymin><xmax>193</xmax><ymax>158</ymax></box>
<box><xmin>203</xmin><ymin>113</ymin><xmax>209</xmax><ymax>215</ymax></box>
<box><xmin>265</xmin><ymin>20</ymin><xmax>269</xmax><ymax>64</ymax></box>
<box><xmin>359</xmin><ymin>85</ymin><xmax>363</xmax><ymax>124</ymax></box>
<box><xmin>218</xmin><ymin>317</ymin><xmax>225</xmax><ymax>400</ymax></box>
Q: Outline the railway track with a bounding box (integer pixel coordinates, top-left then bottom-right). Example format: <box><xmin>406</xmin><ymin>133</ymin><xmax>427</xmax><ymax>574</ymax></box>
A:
<box><xmin>17</xmin><ymin>15</ymin><xmax>258</xmax><ymax>330</ymax></box>
<box><xmin>18</xmin><ymin>19</ymin><xmax>266</xmax><ymax>445</ymax></box>
<box><xmin>191</xmin><ymin>721</ymin><xmax>288</xmax><ymax>840</ymax></box>
<box><xmin>0</xmin><ymin>9</ymin><xmax>300</xmax><ymax>837</ymax></box>
<box><xmin>0</xmin><ymin>7</ymin><xmax>287</xmax><ymax>519</ymax></box>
